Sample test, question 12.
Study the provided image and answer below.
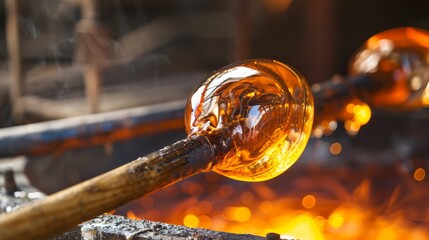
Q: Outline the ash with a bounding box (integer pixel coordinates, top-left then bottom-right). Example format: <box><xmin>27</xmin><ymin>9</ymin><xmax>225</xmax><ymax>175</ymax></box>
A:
<box><xmin>55</xmin><ymin>214</ymin><xmax>270</xmax><ymax>240</ymax></box>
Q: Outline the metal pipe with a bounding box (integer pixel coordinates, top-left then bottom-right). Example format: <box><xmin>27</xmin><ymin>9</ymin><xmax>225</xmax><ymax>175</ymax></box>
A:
<box><xmin>0</xmin><ymin>100</ymin><xmax>185</xmax><ymax>158</ymax></box>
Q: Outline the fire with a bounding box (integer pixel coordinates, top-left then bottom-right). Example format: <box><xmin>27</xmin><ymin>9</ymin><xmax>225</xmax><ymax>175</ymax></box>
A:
<box><xmin>126</xmin><ymin>211</ymin><xmax>139</xmax><ymax>220</ymax></box>
<box><xmin>119</xmin><ymin>164</ymin><xmax>429</xmax><ymax>239</ymax></box>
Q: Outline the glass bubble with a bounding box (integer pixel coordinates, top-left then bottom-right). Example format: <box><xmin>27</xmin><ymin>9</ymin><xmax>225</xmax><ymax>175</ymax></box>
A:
<box><xmin>350</xmin><ymin>27</ymin><xmax>429</xmax><ymax>109</ymax></box>
<box><xmin>185</xmin><ymin>59</ymin><xmax>313</xmax><ymax>182</ymax></box>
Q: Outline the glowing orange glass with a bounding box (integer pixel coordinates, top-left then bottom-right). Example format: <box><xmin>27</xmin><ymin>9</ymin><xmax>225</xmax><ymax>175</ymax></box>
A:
<box><xmin>350</xmin><ymin>27</ymin><xmax>429</xmax><ymax>110</ymax></box>
<box><xmin>185</xmin><ymin>59</ymin><xmax>314</xmax><ymax>182</ymax></box>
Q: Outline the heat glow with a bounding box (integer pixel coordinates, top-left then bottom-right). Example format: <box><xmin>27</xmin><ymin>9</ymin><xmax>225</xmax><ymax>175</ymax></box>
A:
<box><xmin>123</xmin><ymin>166</ymin><xmax>429</xmax><ymax>240</ymax></box>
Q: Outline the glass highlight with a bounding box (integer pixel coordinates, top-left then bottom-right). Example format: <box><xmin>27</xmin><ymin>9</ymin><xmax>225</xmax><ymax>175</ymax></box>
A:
<box><xmin>185</xmin><ymin>59</ymin><xmax>314</xmax><ymax>182</ymax></box>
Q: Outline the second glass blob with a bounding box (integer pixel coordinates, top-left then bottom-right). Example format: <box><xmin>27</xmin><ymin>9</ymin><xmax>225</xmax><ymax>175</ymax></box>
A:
<box><xmin>350</xmin><ymin>27</ymin><xmax>429</xmax><ymax>109</ymax></box>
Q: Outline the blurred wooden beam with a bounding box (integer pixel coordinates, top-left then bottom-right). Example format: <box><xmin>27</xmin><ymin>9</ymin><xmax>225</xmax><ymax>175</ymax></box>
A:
<box><xmin>6</xmin><ymin>0</ymin><xmax>24</xmax><ymax>120</ymax></box>
<box><xmin>118</xmin><ymin>16</ymin><xmax>180</xmax><ymax>60</ymax></box>
<box><xmin>20</xmin><ymin>71</ymin><xmax>204</xmax><ymax>120</ymax></box>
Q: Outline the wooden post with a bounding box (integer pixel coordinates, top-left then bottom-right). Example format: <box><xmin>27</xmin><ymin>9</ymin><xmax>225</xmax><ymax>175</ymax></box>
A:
<box><xmin>5</xmin><ymin>0</ymin><xmax>24</xmax><ymax>120</ymax></box>
<box><xmin>84</xmin><ymin>65</ymin><xmax>102</xmax><ymax>113</ymax></box>
<box><xmin>75</xmin><ymin>0</ymin><xmax>111</xmax><ymax>114</ymax></box>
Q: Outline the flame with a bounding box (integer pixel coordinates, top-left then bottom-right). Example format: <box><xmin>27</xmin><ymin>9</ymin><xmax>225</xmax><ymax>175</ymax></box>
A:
<box><xmin>126</xmin><ymin>211</ymin><xmax>139</xmax><ymax>220</ymax></box>
<box><xmin>119</xmin><ymin>164</ymin><xmax>429</xmax><ymax>240</ymax></box>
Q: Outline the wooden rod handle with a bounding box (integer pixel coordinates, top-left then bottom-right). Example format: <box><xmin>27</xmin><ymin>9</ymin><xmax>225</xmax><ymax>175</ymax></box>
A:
<box><xmin>0</xmin><ymin>135</ymin><xmax>214</xmax><ymax>240</ymax></box>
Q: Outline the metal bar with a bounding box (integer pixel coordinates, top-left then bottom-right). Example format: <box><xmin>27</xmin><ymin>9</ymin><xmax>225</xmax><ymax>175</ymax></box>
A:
<box><xmin>312</xmin><ymin>74</ymin><xmax>372</xmax><ymax>114</ymax></box>
<box><xmin>0</xmin><ymin>100</ymin><xmax>185</xmax><ymax>158</ymax></box>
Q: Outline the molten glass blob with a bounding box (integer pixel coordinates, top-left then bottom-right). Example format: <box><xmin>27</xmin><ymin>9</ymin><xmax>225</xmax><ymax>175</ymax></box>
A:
<box><xmin>350</xmin><ymin>27</ymin><xmax>429</xmax><ymax>109</ymax></box>
<box><xmin>185</xmin><ymin>59</ymin><xmax>314</xmax><ymax>182</ymax></box>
